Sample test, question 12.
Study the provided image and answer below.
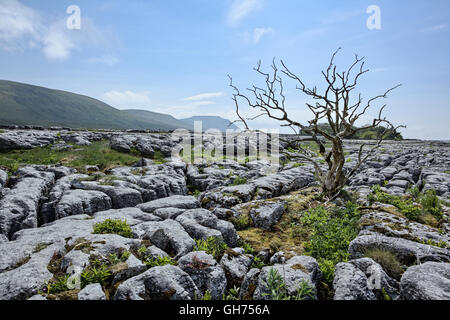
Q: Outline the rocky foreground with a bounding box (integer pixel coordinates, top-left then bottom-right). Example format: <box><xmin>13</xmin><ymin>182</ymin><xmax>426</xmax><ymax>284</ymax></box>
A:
<box><xmin>0</xmin><ymin>128</ymin><xmax>449</xmax><ymax>300</ymax></box>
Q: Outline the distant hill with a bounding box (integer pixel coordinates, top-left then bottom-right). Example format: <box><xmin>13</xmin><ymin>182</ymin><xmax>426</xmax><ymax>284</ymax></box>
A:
<box><xmin>0</xmin><ymin>80</ymin><xmax>233</xmax><ymax>131</ymax></box>
<box><xmin>180</xmin><ymin>116</ymin><xmax>239</xmax><ymax>131</ymax></box>
<box><xmin>122</xmin><ymin>109</ymin><xmax>192</xmax><ymax>131</ymax></box>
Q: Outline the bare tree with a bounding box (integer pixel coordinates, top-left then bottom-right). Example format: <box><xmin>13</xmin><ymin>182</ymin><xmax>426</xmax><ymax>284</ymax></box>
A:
<box><xmin>228</xmin><ymin>48</ymin><xmax>405</xmax><ymax>199</ymax></box>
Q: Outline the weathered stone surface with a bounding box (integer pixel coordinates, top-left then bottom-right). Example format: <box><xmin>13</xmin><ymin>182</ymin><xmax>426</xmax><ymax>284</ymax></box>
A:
<box><xmin>55</xmin><ymin>189</ymin><xmax>112</xmax><ymax>219</ymax></box>
<box><xmin>239</xmin><ymin>268</ymin><xmax>260</xmax><ymax>300</ymax></box>
<box><xmin>400</xmin><ymin>262</ymin><xmax>450</xmax><ymax>300</ymax></box>
<box><xmin>220</xmin><ymin>252</ymin><xmax>253</xmax><ymax>287</ymax></box>
<box><xmin>138</xmin><ymin>195</ymin><xmax>200</xmax><ymax>213</ymax></box>
<box><xmin>78</xmin><ymin>283</ymin><xmax>106</xmax><ymax>300</ymax></box>
<box><xmin>349</xmin><ymin>234</ymin><xmax>450</xmax><ymax>265</ymax></box>
<box><xmin>178</xmin><ymin>251</ymin><xmax>226</xmax><ymax>300</ymax></box>
<box><xmin>250</xmin><ymin>201</ymin><xmax>286</xmax><ymax>231</ymax></box>
<box><xmin>175</xmin><ymin>209</ymin><xmax>239</xmax><ymax>247</ymax></box>
<box><xmin>0</xmin><ymin>167</ymin><xmax>55</xmax><ymax>238</ymax></box>
<box><xmin>133</xmin><ymin>220</ymin><xmax>195</xmax><ymax>259</ymax></box>
<box><xmin>333</xmin><ymin>257</ymin><xmax>399</xmax><ymax>300</ymax></box>
<box><xmin>114</xmin><ymin>265</ymin><xmax>199</xmax><ymax>300</ymax></box>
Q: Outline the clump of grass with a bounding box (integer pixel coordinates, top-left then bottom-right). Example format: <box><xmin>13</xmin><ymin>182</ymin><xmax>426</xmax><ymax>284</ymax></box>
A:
<box><xmin>152</xmin><ymin>150</ymin><xmax>167</xmax><ymax>164</ymax></box>
<box><xmin>144</xmin><ymin>256</ymin><xmax>176</xmax><ymax>268</ymax></box>
<box><xmin>230</xmin><ymin>213</ymin><xmax>252</xmax><ymax>231</ymax></box>
<box><xmin>239</xmin><ymin>239</ymin><xmax>256</xmax><ymax>255</ymax></box>
<box><xmin>32</xmin><ymin>242</ymin><xmax>52</xmax><ymax>253</ymax></box>
<box><xmin>292</xmin><ymin>163</ymin><xmax>305</xmax><ymax>168</ymax></box>
<box><xmin>363</xmin><ymin>247</ymin><xmax>404</xmax><ymax>280</ymax></box>
<box><xmin>222</xmin><ymin>286</ymin><xmax>240</xmax><ymax>300</ymax></box>
<box><xmin>251</xmin><ymin>256</ymin><xmax>266</xmax><ymax>269</ymax></box>
<box><xmin>45</xmin><ymin>275</ymin><xmax>70</xmax><ymax>294</ymax></box>
<box><xmin>193</xmin><ymin>237</ymin><xmax>228</xmax><ymax>261</ymax></box>
<box><xmin>92</xmin><ymin>219</ymin><xmax>133</xmax><ymax>238</ymax></box>
<box><xmin>80</xmin><ymin>264</ymin><xmax>111</xmax><ymax>288</ymax></box>
<box><xmin>232</xmin><ymin>176</ymin><xmax>247</xmax><ymax>186</ymax></box>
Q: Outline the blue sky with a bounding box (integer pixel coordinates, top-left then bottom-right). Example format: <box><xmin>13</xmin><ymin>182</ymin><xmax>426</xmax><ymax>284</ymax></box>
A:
<box><xmin>0</xmin><ymin>0</ymin><xmax>449</xmax><ymax>139</ymax></box>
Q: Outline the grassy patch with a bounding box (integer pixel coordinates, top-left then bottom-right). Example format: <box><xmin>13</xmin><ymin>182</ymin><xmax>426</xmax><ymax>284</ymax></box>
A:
<box><xmin>368</xmin><ymin>185</ymin><xmax>443</xmax><ymax>223</ymax></box>
<box><xmin>0</xmin><ymin>140</ymin><xmax>140</xmax><ymax>173</ymax></box>
<box><xmin>231</xmin><ymin>176</ymin><xmax>248</xmax><ymax>186</ymax></box>
<box><xmin>193</xmin><ymin>237</ymin><xmax>228</xmax><ymax>261</ymax></box>
<box><xmin>363</xmin><ymin>247</ymin><xmax>404</xmax><ymax>280</ymax></box>
<box><xmin>237</xmin><ymin>188</ymin><xmax>319</xmax><ymax>256</ymax></box>
<box><xmin>144</xmin><ymin>256</ymin><xmax>176</xmax><ymax>268</ymax></box>
<box><xmin>92</xmin><ymin>219</ymin><xmax>133</xmax><ymax>238</ymax></box>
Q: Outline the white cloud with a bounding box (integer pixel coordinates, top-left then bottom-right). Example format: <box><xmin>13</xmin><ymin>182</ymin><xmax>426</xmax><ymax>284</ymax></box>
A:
<box><xmin>420</xmin><ymin>24</ymin><xmax>447</xmax><ymax>33</ymax></box>
<box><xmin>253</xmin><ymin>27</ymin><xmax>272</xmax><ymax>43</ymax></box>
<box><xmin>183</xmin><ymin>92</ymin><xmax>224</xmax><ymax>101</ymax></box>
<box><xmin>102</xmin><ymin>90</ymin><xmax>152</xmax><ymax>108</ymax></box>
<box><xmin>42</xmin><ymin>21</ymin><xmax>76</xmax><ymax>60</ymax></box>
<box><xmin>188</xmin><ymin>101</ymin><xmax>216</xmax><ymax>106</ymax></box>
<box><xmin>85</xmin><ymin>55</ymin><xmax>119</xmax><ymax>66</ymax></box>
<box><xmin>0</xmin><ymin>0</ymin><xmax>117</xmax><ymax>60</ymax></box>
<box><xmin>0</xmin><ymin>0</ymin><xmax>42</xmax><ymax>50</ymax></box>
<box><xmin>227</xmin><ymin>0</ymin><xmax>262</xmax><ymax>27</ymax></box>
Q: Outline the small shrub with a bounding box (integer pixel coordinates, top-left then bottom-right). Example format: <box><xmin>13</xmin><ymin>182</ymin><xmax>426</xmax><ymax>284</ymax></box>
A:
<box><xmin>251</xmin><ymin>256</ymin><xmax>266</xmax><ymax>269</ymax></box>
<box><xmin>80</xmin><ymin>264</ymin><xmax>111</xmax><ymax>288</ymax></box>
<box><xmin>194</xmin><ymin>237</ymin><xmax>228</xmax><ymax>261</ymax></box>
<box><xmin>199</xmin><ymin>290</ymin><xmax>212</xmax><ymax>300</ymax></box>
<box><xmin>262</xmin><ymin>268</ymin><xmax>315</xmax><ymax>300</ymax></box>
<box><xmin>222</xmin><ymin>286</ymin><xmax>240</xmax><ymax>300</ymax></box>
<box><xmin>232</xmin><ymin>176</ymin><xmax>247</xmax><ymax>186</ymax></box>
<box><xmin>301</xmin><ymin>203</ymin><xmax>360</xmax><ymax>284</ymax></box>
<box><xmin>144</xmin><ymin>256</ymin><xmax>176</xmax><ymax>268</ymax></box>
<box><xmin>92</xmin><ymin>219</ymin><xmax>133</xmax><ymax>238</ymax></box>
<box><xmin>239</xmin><ymin>240</ymin><xmax>256</xmax><ymax>255</ymax></box>
<box><xmin>420</xmin><ymin>189</ymin><xmax>443</xmax><ymax>220</ymax></box>
<box><xmin>230</xmin><ymin>213</ymin><xmax>251</xmax><ymax>230</ymax></box>
<box><xmin>46</xmin><ymin>275</ymin><xmax>70</xmax><ymax>294</ymax></box>
<box><xmin>152</xmin><ymin>150</ymin><xmax>166</xmax><ymax>164</ymax></box>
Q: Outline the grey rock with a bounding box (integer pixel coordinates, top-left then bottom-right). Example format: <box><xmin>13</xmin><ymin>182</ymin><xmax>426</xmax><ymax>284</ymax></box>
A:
<box><xmin>138</xmin><ymin>195</ymin><xmax>200</xmax><ymax>213</ymax></box>
<box><xmin>0</xmin><ymin>167</ymin><xmax>55</xmax><ymax>238</ymax></box>
<box><xmin>349</xmin><ymin>234</ymin><xmax>450</xmax><ymax>265</ymax></box>
<box><xmin>400</xmin><ymin>262</ymin><xmax>450</xmax><ymax>300</ymax></box>
<box><xmin>250</xmin><ymin>201</ymin><xmax>286</xmax><ymax>231</ymax></box>
<box><xmin>220</xmin><ymin>252</ymin><xmax>253</xmax><ymax>287</ymax></box>
<box><xmin>333</xmin><ymin>258</ymin><xmax>400</xmax><ymax>300</ymax></box>
<box><xmin>133</xmin><ymin>220</ymin><xmax>195</xmax><ymax>259</ymax></box>
<box><xmin>178</xmin><ymin>251</ymin><xmax>227</xmax><ymax>300</ymax></box>
<box><xmin>239</xmin><ymin>268</ymin><xmax>260</xmax><ymax>299</ymax></box>
<box><xmin>114</xmin><ymin>265</ymin><xmax>199</xmax><ymax>300</ymax></box>
<box><xmin>55</xmin><ymin>189</ymin><xmax>112</xmax><ymax>218</ymax></box>
<box><xmin>333</xmin><ymin>262</ymin><xmax>377</xmax><ymax>300</ymax></box>
<box><xmin>78</xmin><ymin>283</ymin><xmax>106</xmax><ymax>300</ymax></box>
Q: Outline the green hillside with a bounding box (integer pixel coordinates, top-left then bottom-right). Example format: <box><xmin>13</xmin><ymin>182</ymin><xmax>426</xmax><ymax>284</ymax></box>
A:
<box><xmin>123</xmin><ymin>109</ymin><xmax>192</xmax><ymax>131</ymax></box>
<box><xmin>0</xmin><ymin>80</ymin><xmax>187</xmax><ymax>130</ymax></box>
